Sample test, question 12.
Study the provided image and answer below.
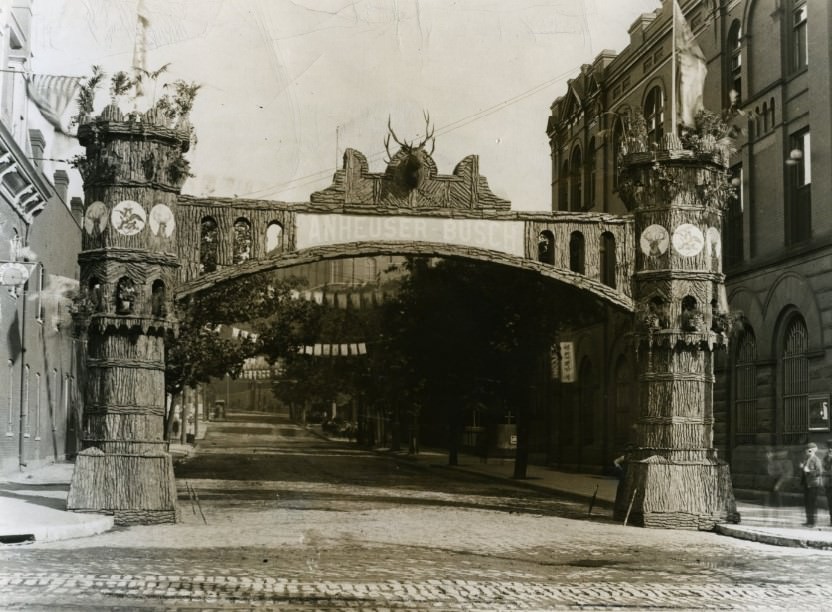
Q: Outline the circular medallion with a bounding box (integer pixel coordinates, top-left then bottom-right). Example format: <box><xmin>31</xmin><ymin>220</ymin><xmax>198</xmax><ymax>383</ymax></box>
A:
<box><xmin>83</xmin><ymin>201</ymin><xmax>108</xmax><ymax>235</ymax></box>
<box><xmin>111</xmin><ymin>200</ymin><xmax>146</xmax><ymax>236</ymax></box>
<box><xmin>0</xmin><ymin>262</ymin><xmax>30</xmax><ymax>286</ymax></box>
<box><xmin>149</xmin><ymin>204</ymin><xmax>175</xmax><ymax>237</ymax></box>
<box><xmin>639</xmin><ymin>224</ymin><xmax>670</xmax><ymax>257</ymax></box>
<box><xmin>672</xmin><ymin>223</ymin><xmax>705</xmax><ymax>257</ymax></box>
<box><xmin>706</xmin><ymin>227</ymin><xmax>721</xmax><ymax>259</ymax></box>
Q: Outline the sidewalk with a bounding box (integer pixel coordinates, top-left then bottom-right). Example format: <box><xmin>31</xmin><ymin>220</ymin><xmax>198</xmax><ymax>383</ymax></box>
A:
<box><xmin>0</xmin><ymin>462</ymin><xmax>113</xmax><ymax>544</ymax></box>
<box><xmin>366</xmin><ymin>439</ymin><xmax>832</xmax><ymax>551</ymax></box>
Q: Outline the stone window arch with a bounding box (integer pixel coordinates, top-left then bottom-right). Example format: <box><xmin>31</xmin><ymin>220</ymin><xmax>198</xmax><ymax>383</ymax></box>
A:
<box><xmin>199</xmin><ymin>216</ymin><xmax>219</xmax><ymax>274</ymax></box>
<box><xmin>599</xmin><ymin>232</ymin><xmax>616</xmax><ymax>288</ymax></box>
<box><xmin>233</xmin><ymin>217</ymin><xmax>252</xmax><ymax>264</ymax></box>
<box><xmin>569</xmin><ymin>231</ymin><xmax>585</xmax><ymax>274</ymax></box>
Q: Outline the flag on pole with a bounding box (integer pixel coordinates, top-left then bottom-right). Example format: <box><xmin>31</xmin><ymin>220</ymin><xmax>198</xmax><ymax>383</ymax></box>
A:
<box><xmin>26</xmin><ymin>74</ymin><xmax>81</xmax><ymax>135</ymax></box>
<box><xmin>673</xmin><ymin>0</ymin><xmax>707</xmax><ymax>129</ymax></box>
<box><xmin>132</xmin><ymin>0</ymin><xmax>150</xmax><ymax>96</ymax></box>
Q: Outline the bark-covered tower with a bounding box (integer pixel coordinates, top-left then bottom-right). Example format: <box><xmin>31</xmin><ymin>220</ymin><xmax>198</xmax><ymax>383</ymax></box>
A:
<box><xmin>67</xmin><ymin>104</ymin><xmax>192</xmax><ymax>524</ymax></box>
<box><xmin>614</xmin><ymin>126</ymin><xmax>739</xmax><ymax>529</ymax></box>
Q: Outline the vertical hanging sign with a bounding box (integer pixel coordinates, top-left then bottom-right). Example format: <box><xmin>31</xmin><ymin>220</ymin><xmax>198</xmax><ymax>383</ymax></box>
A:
<box><xmin>559</xmin><ymin>341</ymin><xmax>576</xmax><ymax>383</ymax></box>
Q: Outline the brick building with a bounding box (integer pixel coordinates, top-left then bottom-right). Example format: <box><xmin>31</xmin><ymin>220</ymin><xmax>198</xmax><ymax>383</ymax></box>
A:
<box><xmin>0</xmin><ymin>0</ymin><xmax>83</xmax><ymax>475</ymax></box>
<box><xmin>546</xmin><ymin>0</ymin><xmax>832</xmax><ymax>496</ymax></box>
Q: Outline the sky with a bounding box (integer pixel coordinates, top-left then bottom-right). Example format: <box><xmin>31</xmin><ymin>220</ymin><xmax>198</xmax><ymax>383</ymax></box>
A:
<box><xmin>31</xmin><ymin>0</ymin><xmax>660</xmax><ymax>211</ymax></box>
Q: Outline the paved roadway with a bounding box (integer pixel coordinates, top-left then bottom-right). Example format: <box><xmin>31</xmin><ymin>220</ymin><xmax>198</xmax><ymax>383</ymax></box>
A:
<box><xmin>2</xmin><ymin>411</ymin><xmax>832</xmax><ymax>610</ymax></box>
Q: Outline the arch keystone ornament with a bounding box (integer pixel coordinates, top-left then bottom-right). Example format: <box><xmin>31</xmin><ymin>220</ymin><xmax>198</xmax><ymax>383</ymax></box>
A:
<box><xmin>615</xmin><ymin>124</ymin><xmax>739</xmax><ymax>530</ymax></box>
<box><xmin>67</xmin><ymin>106</ymin><xmax>192</xmax><ymax>525</ymax></box>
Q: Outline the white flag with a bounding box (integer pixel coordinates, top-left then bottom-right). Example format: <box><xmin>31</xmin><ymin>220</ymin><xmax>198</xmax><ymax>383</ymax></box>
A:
<box><xmin>27</xmin><ymin>74</ymin><xmax>81</xmax><ymax>135</ymax></box>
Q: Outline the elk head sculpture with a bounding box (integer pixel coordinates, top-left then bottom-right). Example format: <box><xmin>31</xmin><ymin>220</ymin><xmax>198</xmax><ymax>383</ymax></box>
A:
<box><xmin>384</xmin><ymin>111</ymin><xmax>435</xmax><ymax>191</ymax></box>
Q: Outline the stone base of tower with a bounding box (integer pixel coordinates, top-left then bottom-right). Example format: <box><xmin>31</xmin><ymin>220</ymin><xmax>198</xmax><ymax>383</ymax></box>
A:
<box><xmin>614</xmin><ymin>455</ymin><xmax>739</xmax><ymax>530</ymax></box>
<box><xmin>67</xmin><ymin>447</ymin><xmax>178</xmax><ymax>526</ymax></box>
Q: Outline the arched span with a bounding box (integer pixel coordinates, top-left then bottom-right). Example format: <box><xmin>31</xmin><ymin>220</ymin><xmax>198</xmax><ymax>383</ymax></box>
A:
<box><xmin>176</xmin><ymin>240</ymin><xmax>634</xmax><ymax>311</ymax></box>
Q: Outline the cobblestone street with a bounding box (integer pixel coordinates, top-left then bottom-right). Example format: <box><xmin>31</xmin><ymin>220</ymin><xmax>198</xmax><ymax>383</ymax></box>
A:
<box><xmin>3</xmin><ymin>412</ymin><xmax>832</xmax><ymax>610</ymax></box>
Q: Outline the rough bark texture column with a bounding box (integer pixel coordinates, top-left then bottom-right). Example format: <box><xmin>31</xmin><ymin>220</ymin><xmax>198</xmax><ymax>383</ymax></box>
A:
<box><xmin>67</xmin><ymin>105</ymin><xmax>192</xmax><ymax>525</ymax></box>
<box><xmin>613</xmin><ymin>135</ymin><xmax>739</xmax><ymax>530</ymax></box>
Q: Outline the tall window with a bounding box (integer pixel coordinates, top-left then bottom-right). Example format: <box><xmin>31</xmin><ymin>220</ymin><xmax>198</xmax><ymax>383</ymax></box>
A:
<box><xmin>612</xmin><ymin>114</ymin><xmax>626</xmax><ymax>190</ymax></box>
<box><xmin>600</xmin><ymin>232</ymin><xmax>616</xmax><ymax>288</ymax></box>
<box><xmin>791</xmin><ymin>0</ymin><xmax>808</xmax><ymax>73</ymax></box>
<box><xmin>782</xmin><ymin>315</ymin><xmax>808</xmax><ymax>444</ymax></box>
<box><xmin>587</xmin><ymin>137</ymin><xmax>596</xmax><ymax>209</ymax></box>
<box><xmin>558</xmin><ymin>160</ymin><xmax>569</xmax><ymax>211</ymax></box>
<box><xmin>644</xmin><ymin>86</ymin><xmax>664</xmax><ymax>145</ymax></box>
<box><xmin>787</xmin><ymin>129</ymin><xmax>811</xmax><ymax>245</ymax></box>
<box><xmin>200</xmin><ymin>216</ymin><xmax>219</xmax><ymax>274</ymax></box>
<box><xmin>569</xmin><ymin>146</ymin><xmax>583</xmax><ymax>211</ymax></box>
<box><xmin>728</xmin><ymin>21</ymin><xmax>742</xmax><ymax>103</ymax></box>
<box><xmin>734</xmin><ymin>328</ymin><xmax>758</xmax><ymax>444</ymax></box>
<box><xmin>569</xmin><ymin>232</ymin><xmax>585</xmax><ymax>274</ymax></box>
<box><xmin>724</xmin><ymin>164</ymin><xmax>743</xmax><ymax>267</ymax></box>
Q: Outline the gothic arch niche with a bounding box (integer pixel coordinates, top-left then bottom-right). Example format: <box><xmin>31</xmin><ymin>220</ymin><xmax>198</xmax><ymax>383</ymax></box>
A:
<box><xmin>233</xmin><ymin>217</ymin><xmax>252</xmax><ymax>263</ymax></box>
<box><xmin>115</xmin><ymin>276</ymin><xmax>136</xmax><ymax>315</ymax></box>
<box><xmin>199</xmin><ymin>216</ymin><xmax>218</xmax><ymax>274</ymax></box>
<box><xmin>265</xmin><ymin>221</ymin><xmax>283</xmax><ymax>254</ymax></box>
<box><xmin>151</xmin><ymin>279</ymin><xmax>166</xmax><ymax>317</ymax></box>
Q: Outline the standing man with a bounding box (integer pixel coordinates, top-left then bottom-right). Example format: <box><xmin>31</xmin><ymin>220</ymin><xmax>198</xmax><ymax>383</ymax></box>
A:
<box><xmin>823</xmin><ymin>440</ymin><xmax>832</xmax><ymax>526</ymax></box>
<box><xmin>800</xmin><ymin>442</ymin><xmax>823</xmax><ymax>527</ymax></box>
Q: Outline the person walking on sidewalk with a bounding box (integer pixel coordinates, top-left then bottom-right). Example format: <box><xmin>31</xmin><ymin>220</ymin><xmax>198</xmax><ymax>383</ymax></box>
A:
<box><xmin>823</xmin><ymin>440</ymin><xmax>832</xmax><ymax>526</ymax></box>
<box><xmin>800</xmin><ymin>442</ymin><xmax>823</xmax><ymax>527</ymax></box>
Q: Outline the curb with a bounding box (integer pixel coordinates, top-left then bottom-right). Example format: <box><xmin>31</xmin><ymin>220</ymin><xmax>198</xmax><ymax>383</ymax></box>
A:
<box><xmin>715</xmin><ymin>523</ymin><xmax>832</xmax><ymax>550</ymax></box>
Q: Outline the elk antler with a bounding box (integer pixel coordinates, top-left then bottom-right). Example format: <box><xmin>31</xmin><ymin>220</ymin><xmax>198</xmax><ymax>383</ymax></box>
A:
<box><xmin>416</xmin><ymin>110</ymin><xmax>435</xmax><ymax>156</ymax></box>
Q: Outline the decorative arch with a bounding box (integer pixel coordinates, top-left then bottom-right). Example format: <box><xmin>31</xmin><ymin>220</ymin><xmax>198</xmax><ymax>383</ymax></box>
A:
<box><xmin>762</xmin><ymin>272</ymin><xmax>823</xmax><ymax>354</ymax></box>
<box><xmin>151</xmin><ymin>279</ymin><xmax>166</xmax><ymax>317</ymax></box>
